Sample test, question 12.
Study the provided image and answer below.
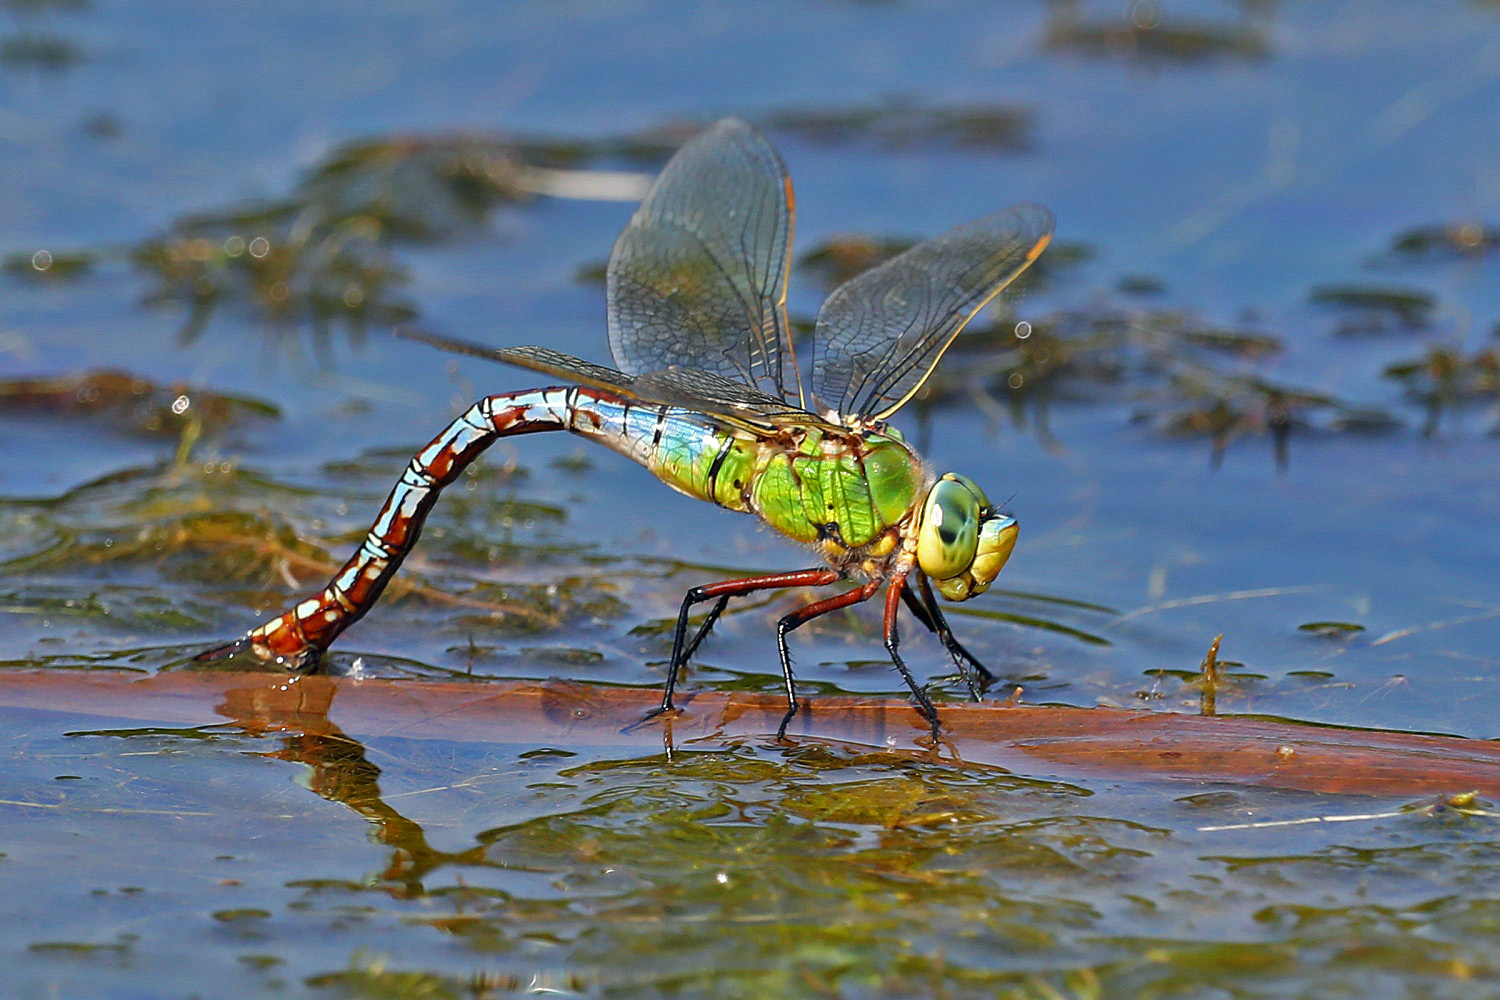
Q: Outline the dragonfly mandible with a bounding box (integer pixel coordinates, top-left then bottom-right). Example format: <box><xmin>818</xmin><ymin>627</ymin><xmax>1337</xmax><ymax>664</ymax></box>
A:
<box><xmin>199</xmin><ymin>118</ymin><xmax>1053</xmax><ymax>739</ymax></box>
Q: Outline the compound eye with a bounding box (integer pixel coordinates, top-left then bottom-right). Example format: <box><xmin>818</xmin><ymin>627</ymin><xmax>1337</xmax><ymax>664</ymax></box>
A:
<box><xmin>943</xmin><ymin>472</ymin><xmax>989</xmax><ymax>511</ymax></box>
<box><xmin>917</xmin><ymin>478</ymin><xmax>981</xmax><ymax>580</ymax></box>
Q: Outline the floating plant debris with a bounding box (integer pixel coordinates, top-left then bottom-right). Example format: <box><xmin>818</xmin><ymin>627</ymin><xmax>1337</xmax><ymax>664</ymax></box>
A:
<box><xmin>765</xmin><ymin>101</ymin><xmax>1032</xmax><ymax>151</ymax></box>
<box><xmin>1043</xmin><ymin>6</ymin><xmax>1270</xmax><ymax>63</ymax></box>
<box><xmin>0</xmin><ymin>370</ymin><xmax>278</xmax><ymax>440</ymax></box>
<box><xmin>1309</xmin><ymin>284</ymin><xmax>1436</xmax><ymax>334</ymax></box>
<box><xmin>12</xmin><ymin>130</ymin><xmax>654</xmax><ymax>346</ymax></box>
<box><xmin>0</xmin><ymin>459</ymin><xmax>618</xmax><ymax>660</ymax></box>
<box><xmin>1384</xmin><ymin>345</ymin><xmax>1500</xmax><ymax>435</ymax></box>
<box><xmin>0</xmin><ymin>31</ymin><xmax>84</xmax><ymax>69</ymax></box>
<box><xmin>1299</xmin><ymin>621</ymin><xmax>1366</xmax><ymax>639</ymax></box>
<box><xmin>1386</xmin><ymin>220</ymin><xmax>1499</xmax><ymax>260</ymax></box>
<box><xmin>3</xmin><ymin>248</ymin><xmax>95</xmax><ymax>280</ymax></box>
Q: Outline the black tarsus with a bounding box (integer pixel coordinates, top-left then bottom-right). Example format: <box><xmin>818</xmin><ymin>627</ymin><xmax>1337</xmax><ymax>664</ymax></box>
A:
<box><xmin>881</xmin><ymin>579</ymin><xmax>942</xmax><ymax>739</ymax></box>
<box><xmin>901</xmin><ymin>574</ymin><xmax>996</xmax><ymax>700</ymax></box>
<box><xmin>645</xmin><ymin>567</ymin><xmax>996</xmax><ymax>741</ymax></box>
<box><xmin>643</xmin><ymin>567</ymin><xmax>843</xmax><ymax>732</ymax></box>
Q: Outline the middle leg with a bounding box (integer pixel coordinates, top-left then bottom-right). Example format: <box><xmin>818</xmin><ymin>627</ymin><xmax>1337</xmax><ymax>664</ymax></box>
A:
<box><xmin>648</xmin><ymin>567</ymin><xmax>843</xmax><ymax>720</ymax></box>
<box><xmin>773</xmin><ymin>578</ymin><xmax>882</xmax><ymax>738</ymax></box>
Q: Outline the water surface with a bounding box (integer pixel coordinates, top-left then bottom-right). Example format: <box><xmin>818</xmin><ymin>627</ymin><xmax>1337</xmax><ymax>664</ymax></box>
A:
<box><xmin>3</xmin><ymin>1</ymin><xmax>1499</xmax><ymax>995</ymax></box>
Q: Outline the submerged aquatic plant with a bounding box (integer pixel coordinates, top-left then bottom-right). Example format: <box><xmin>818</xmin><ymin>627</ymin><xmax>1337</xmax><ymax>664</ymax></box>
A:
<box><xmin>1384</xmin><ymin>219</ymin><xmax>1499</xmax><ymax>261</ymax></box>
<box><xmin>1309</xmin><ymin>284</ymin><xmax>1437</xmax><ymax>336</ymax></box>
<box><xmin>765</xmin><ymin>99</ymin><xmax>1032</xmax><ymax>151</ymax></box>
<box><xmin>0</xmin><ymin>455</ymin><xmax>616</xmax><ymax>666</ymax></box>
<box><xmin>1384</xmin><ymin>345</ymin><xmax>1500</xmax><ymax>436</ymax></box>
<box><xmin>10</xmin><ymin>130</ymin><xmax>641</xmax><ymax>351</ymax></box>
<box><xmin>0</xmin><ymin>370</ymin><xmax>278</xmax><ymax>440</ymax></box>
<box><xmin>1042</xmin><ymin>2</ymin><xmax>1272</xmax><ymax>64</ymax></box>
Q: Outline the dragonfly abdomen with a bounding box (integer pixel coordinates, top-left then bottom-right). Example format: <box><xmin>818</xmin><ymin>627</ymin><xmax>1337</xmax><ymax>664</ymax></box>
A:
<box><xmin>564</xmin><ymin>388</ymin><xmax>760</xmax><ymax>514</ymax></box>
<box><xmin>205</xmin><ymin>388</ymin><xmax>575</xmax><ymax>665</ymax></box>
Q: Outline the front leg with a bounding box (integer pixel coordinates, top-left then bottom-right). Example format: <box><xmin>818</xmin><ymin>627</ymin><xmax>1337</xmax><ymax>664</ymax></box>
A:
<box><xmin>901</xmin><ymin>573</ymin><xmax>996</xmax><ymax>699</ymax></box>
<box><xmin>196</xmin><ymin>390</ymin><xmax>569</xmax><ymax>668</ymax></box>
<box><xmin>882</xmin><ymin>576</ymin><xmax>942</xmax><ymax>739</ymax></box>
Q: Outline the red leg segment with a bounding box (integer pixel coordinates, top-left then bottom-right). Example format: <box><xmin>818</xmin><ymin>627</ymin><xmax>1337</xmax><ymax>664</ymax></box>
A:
<box><xmin>902</xmin><ymin>574</ymin><xmax>995</xmax><ymax>699</ymax></box>
<box><xmin>772</xmin><ymin>577</ymin><xmax>882</xmax><ymax>738</ymax></box>
<box><xmin>652</xmin><ymin>568</ymin><xmax>842</xmax><ymax>717</ymax></box>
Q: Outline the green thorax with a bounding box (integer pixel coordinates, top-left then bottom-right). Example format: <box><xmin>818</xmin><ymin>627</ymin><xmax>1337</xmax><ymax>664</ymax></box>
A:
<box><xmin>751</xmin><ymin>425</ymin><xmax>921</xmax><ymax>550</ymax></box>
<box><xmin>658</xmin><ymin>419</ymin><xmax>923</xmax><ymax>552</ymax></box>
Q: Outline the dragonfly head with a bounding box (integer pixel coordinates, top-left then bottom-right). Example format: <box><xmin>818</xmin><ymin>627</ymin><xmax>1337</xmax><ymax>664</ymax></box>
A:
<box><xmin>916</xmin><ymin>473</ymin><xmax>1019</xmax><ymax>602</ymax></box>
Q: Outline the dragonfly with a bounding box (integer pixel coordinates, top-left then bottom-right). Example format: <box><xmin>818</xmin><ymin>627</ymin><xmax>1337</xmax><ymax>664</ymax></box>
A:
<box><xmin>199</xmin><ymin>118</ymin><xmax>1053</xmax><ymax>739</ymax></box>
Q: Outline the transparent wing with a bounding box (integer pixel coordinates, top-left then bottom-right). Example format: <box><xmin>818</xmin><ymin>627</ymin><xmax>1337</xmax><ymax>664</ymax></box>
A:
<box><xmin>631</xmin><ymin>367</ymin><xmax>817</xmax><ymax>426</ymax></box>
<box><xmin>399</xmin><ymin>333</ymin><xmax>827</xmax><ymax>432</ymax></box>
<box><xmin>607</xmin><ymin>118</ymin><xmax>802</xmax><ymax>406</ymax></box>
<box><xmin>398</xmin><ymin>332</ymin><xmax>638</xmax><ymax>392</ymax></box>
<box><xmin>810</xmin><ymin>202</ymin><xmax>1053</xmax><ymax>420</ymax></box>
<box><xmin>498</xmin><ymin>345</ymin><xmax>824</xmax><ymax>432</ymax></box>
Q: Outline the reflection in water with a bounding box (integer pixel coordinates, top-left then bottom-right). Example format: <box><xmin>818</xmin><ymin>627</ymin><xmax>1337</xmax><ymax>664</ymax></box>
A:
<box><xmin>195</xmin><ymin>689</ymin><xmax>1500</xmax><ymax>996</ymax></box>
<box><xmin>4</xmin><ymin>668</ymin><xmax>1499</xmax><ymax>996</ymax></box>
<box><xmin>217</xmin><ymin>680</ymin><xmax>489</xmax><ymax>901</ymax></box>
<box><xmin>271</xmin><ymin>725</ymin><xmax>483</xmax><ymax>898</ymax></box>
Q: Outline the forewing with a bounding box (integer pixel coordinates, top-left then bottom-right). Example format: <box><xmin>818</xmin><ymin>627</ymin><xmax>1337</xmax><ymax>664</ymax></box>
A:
<box><xmin>607</xmin><ymin>118</ymin><xmax>801</xmax><ymax>405</ymax></box>
<box><xmin>810</xmin><ymin>202</ymin><xmax>1053</xmax><ymax>420</ymax></box>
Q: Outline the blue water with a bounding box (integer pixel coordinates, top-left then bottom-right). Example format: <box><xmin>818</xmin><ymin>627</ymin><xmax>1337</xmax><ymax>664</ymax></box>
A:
<box><xmin>3</xmin><ymin>1</ymin><xmax>1500</xmax><ymax>996</ymax></box>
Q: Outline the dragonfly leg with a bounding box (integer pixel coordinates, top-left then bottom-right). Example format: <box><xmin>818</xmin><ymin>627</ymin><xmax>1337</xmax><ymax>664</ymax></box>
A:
<box><xmin>902</xmin><ymin>574</ymin><xmax>996</xmax><ymax>700</ymax></box>
<box><xmin>679</xmin><ymin>597</ymin><xmax>729</xmax><ymax>665</ymax></box>
<box><xmin>773</xmin><ymin>577</ymin><xmax>881</xmax><ymax>739</ymax></box>
<box><xmin>883</xmin><ymin>577</ymin><xmax>942</xmax><ymax>738</ymax></box>
<box><xmin>195</xmin><ymin>390</ymin><xmax>569</xmax><ymax>669</ymax></box>
<box><xmin>648</xmin><ymin>568</ymin><xmax>841</xmax><ymax>720</ymax></box>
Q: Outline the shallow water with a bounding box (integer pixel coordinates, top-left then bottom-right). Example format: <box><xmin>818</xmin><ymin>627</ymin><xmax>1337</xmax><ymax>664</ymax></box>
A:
<box><xmin>3</xmin><ymin>1</ymin><xmax>1500</xmax><ymax>996</ymax></box>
